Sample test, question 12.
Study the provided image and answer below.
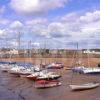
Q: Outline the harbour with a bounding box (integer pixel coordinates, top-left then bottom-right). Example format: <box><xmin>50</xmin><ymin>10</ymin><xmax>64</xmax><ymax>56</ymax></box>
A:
<box><xmin>0</xmin><ymin>0</ymin><xmax>100</xmax><ymax>99</ymax></box>
<box><xmin>0</xmin><ymin>57</ymin><xmax>100</xmax><ymax>100</ymax></box>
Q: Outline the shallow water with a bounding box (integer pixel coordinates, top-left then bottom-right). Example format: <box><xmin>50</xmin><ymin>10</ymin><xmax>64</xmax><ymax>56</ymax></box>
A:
<box><xmin>0</xmin><ymin>70</ymin><xmax>100</xmax><ymax>100</ymax></box>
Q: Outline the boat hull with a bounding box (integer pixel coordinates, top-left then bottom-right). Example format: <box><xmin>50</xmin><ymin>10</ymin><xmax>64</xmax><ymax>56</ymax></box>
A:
<box><xmin>35</xmin><ymin>80</ymin><xmax>61</xmax><ymax>89</ymax></box>
<box><xmin>27</xmin><ymin>77</ymin><xmax>37</xmax><ymax>80</ymax></box>
<box><xmin>37</xmin><ymin>76</ymin><xmax>61</xmax><ymax>80</ymax></box>
<box><xmin>84</xmin><ymin>72</ymin><xmax>100</xmax><ymax>75</ymax></box>
<box><xmin>26</xmin><ymin>75</ymin><xmax>37</xmax><ymax>80</ymax></box>
<box><xmin>69</xmin><ymin>82</ymin><xmax>99</xmax><ymax>91</ymax></box>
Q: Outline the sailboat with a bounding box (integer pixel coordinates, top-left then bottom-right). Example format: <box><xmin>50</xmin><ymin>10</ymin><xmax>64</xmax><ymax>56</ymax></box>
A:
<box><xmin>74</xmin><ymin>48</ymin><xmax>100</xmax><ymax>75</ymax></box>
<box><xmin>33</xmin><ymin>40</ymin><xmax>62</xmax><ymax>88</ymax></box>
<box><xmin>26</xmin><ymin>72</ymin><xmax>39</xmax><ymax>80</ymax></box>
<box><xmin>80</xmin><ymin>49</ymin><xmax>100</xmax><ymax>75</ymax></box>
<box><xmin>26</xmin><ymin>69</ymin><xmax>45</xmax><ymax>80</ymax></box>
<box><xmin>37</xmin><ymin>73</ymin><xmax>61</xmax><ymax>80</ymax></box>
<box><xmin>69</xmin><ymin>82</ymin><xmax>99</xmax><ymax>91</ymax></box>
<box><xmin>35</xmin><ymin>69</ymin><xmax>61</xmax><ymax>80</ymax></box>
<box><xmin>35</xmin><ymin>79</ymin><xmax>61</xmax><ymax>89</ymax></box>
<box><xmin>1</xmin><ymin>62</ymin><xmax>12</xmax><ymax>72</ymax></box>
<box><xmin>82</xmin><ymin>67</ymin><xmax>100</xmax><ymax>74</ymax></box>
<box><xmin>69</xmin><ymin>42</ymin><xmax>100</xmax><ymax>91</ymax></box>
<box><xmin>33</xmin><ymin>69</ymin><xmax>62</xmax><ymax>88</ymax></box>
<box><xmin>71</xmin><ymin>43</ymin><xmax>86</xmax><ymax>73</ymax></box>
<box><xmin>46</xmin><ymin>62</ymin><xmax>64</xmax><ymax>69</ymax></box>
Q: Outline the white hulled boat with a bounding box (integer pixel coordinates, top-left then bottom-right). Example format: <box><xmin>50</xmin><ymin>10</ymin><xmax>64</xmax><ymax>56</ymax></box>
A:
<box><xmin>82</xmin><ymin>67</ymin><xmax>100</xmax><ymax>74</ymax></box>
<box><xmin>69</xmin><ymin>82</ymin><xmax>99</xmax><ymax>91</ymax></box>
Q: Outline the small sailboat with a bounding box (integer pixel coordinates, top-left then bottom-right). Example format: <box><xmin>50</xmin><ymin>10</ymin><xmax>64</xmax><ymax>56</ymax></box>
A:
<box><xmin>26</xmin><ymin>74</ymin><xmax>38</xmax><ymax>80</ymax></box>
<box><xmin>46</xmin><ymin>62</ymin><xmax>64</xmax><ymax>69</ymax></box>
<box><xmin>82</xmin><ymin>67</ymin><xmax>100</xmax><ymax>75</ymax></box>
<box><xmin>72</xmin><ymin>66</ymin><xmax>86</xmax><ymax>73</ymax></box>
<box><xmin>69</xmin><ymin>42</ymin><xmax>100</xmax><ymax>91</ymax></box>
<box><xmin>36</xmin><ymin>72</ymin><xmax>61</xmax><ymax>80</ymax></box>
<box><xmin>8</xmin><ymin>65</ymin><xmax>26</xmax><ymax>76</ymax></box>
<box><xmin>37</xmin><ymin>74</ymin><xmax>61</xmax><ymax>80</ymax></box>
<box><xmin>26</xmin><ymin>72</ymin><xmax>41</xmax><ymax>80</ymax></box>
<box><xmin>35</xmin><ymin>80</ymin><xmax>61</xmax><ymax>89</ymax></box>
<box><xmin>0</xmin><ymin>62</ymin><xmax>12</xmax><ymax>72</ymax></box>
<box><xmin>69</xmin><ymin>82</ymin><xmax>99</xmax><ymax>91</ymax></box>
<box><xmin>71</xmin><ymin>43</ymin><xmax>87</xmax><ymax>73</ymax></box>
<box><xmin>19</xmin><ymin>69</ymin><xmax>32</xmax><ymax>77</ymax></box>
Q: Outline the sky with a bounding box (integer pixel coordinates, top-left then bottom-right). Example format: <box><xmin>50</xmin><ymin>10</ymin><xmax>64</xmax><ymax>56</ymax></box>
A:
<box><xmin>0</xmin><ymin>0</ymin><xmax>100</xmax><ymax>49</ymax></box>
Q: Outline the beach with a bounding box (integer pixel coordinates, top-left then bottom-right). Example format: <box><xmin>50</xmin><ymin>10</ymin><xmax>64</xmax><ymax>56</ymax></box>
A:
<box><xmin>1</xmin><ymin>57</ymin><xmax>100</xmax><ymax>67</ymax></box>
<box><xmin>0</xmin><ymin>57</ymin><xmax>100</xmax><ymax>100</ymax></box>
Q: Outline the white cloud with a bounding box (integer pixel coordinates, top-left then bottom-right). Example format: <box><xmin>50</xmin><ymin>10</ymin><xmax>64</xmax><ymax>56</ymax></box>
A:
<box><xmin>31</xmin><ymin>24</ymin><xmax>49</xmax><ymax>37</ymax></box>
<box><xmin>0</xmin><ymin>29</ymin><xmax>9</xmax><ymax>39</ymax></box>
<box><xmin>0</xmin><ymin>21</ymin><xmax>24</xmax><ymax>40</ymax></box>
<box><xmin>25</xmin><ymin>18</ymin><xmax>49</xmax><ymax>37</ymax></box>
<box><xmin>0</xmin><ymin>29</ymin><xmax>5</xmax><ymax>36</ymax></box>
<box><xmin>2</xmin><ymin>28</ymin><xmax>18</xmax><ymax>39</ymax></box>
<box><xmin>10</xmin><ymin>0</ymin><xmax>67</xmax><ymax>15</ymax></box>
<box><xmin>26</xmin><ymin>18</ymin><xmax>48</xmax><ymax>26</ymax></box>
<box><xmin>24</xmin><ymin>11</ymin><xmax>100</xmax><ymax>43</ymax></box>
<box><xmin>48</xmin><ymin>22</ymin><xmax>69</xmax><ymax>37</ymax></box>
<box><xmin>9</xmin><ymin>41</ymin><xmax>18</xmax><ymax>47</ymax></box>
<box><xmin>9</xmin><ymin>21</ymin><xmax>23</xmax><ymax>29</ymax></box>
<box><xmin>33</xmin><ymin>42</ymin><xmax>40</xmax><ymax>47</ymax></box>
<box><xmin>60</xmin><ymin>12</ymin><xmax>79</xmax><ymax>23</ymax></box>
<box><xmin>80</xmin><ymin>10</ymin><xmax>100</xmax><ymax>23</ymax></box>
<box><xmin>0</xmin><ymin>10</ymin><xmax>100</xmax><ymax>48</ymax></box>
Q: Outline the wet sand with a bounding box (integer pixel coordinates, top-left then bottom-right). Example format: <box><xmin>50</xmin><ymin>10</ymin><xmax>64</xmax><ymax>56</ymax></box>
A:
<box><xmin>0</xmin><ymin>69</ymin><xmax>100</xmax><ymax>100</ymax></box>
<box><xmin>1</xmin><ymin>57</ymin><xmax>100</xmax><ymax>67</ymax></box>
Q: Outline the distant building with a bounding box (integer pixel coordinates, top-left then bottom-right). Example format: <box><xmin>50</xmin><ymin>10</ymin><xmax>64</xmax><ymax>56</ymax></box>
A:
<box><xmin>9</xmin><ymin>49</ymin><xmax>19</xmax><ymax>55</ymax></box>
<box><xmin>83</xmin><ymin>50</ymin><xmax>100</xmax><ymax>54</ymax></box>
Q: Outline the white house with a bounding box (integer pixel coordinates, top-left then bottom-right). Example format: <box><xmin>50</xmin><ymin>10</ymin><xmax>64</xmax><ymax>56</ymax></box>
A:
<box><xmin>83</xmin><ymin>50</ymin><xmax>100</xmax><ymax>54</ymax></box>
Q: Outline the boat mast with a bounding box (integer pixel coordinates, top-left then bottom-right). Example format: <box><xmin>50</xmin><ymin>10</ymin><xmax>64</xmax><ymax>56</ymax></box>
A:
<box><xmin>76</xmin><ymin>42</ymin><xmax>79</xmax><ymax>66</ymax></box>
<box><xmin>76</xmin><ymin>42</ymin><xmax>83</xmax><ymax>66</ymax></box>
<box><xmin>17</xmin><ymin>32</ymin><xmax>21</xmax><ymax>58</ymax></box>
<box><xmin>18</xmin><ymin>32</ymin><xmax>21</xmax><ymax>49</ymax></box>
<box><xmin>87</xmin><ymin>44</ymin><xmax>90</xmax><ymax>67</ymax></box>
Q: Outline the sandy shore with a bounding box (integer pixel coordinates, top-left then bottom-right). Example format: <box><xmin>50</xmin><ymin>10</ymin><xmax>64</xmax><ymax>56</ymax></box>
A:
<box><xmin>0</xmin><ymin>69</ymin><xmax>100</xmax><ymax>100</ymax></box>
<box><xmin>0</xmin><ymin>57</ymin><xmax>100</xmax><ymax>100</ymax></box>
<box><xmin>0</xmin><ymin>57</ymin><xmax>100</xmax><ymax>67</ymax></box>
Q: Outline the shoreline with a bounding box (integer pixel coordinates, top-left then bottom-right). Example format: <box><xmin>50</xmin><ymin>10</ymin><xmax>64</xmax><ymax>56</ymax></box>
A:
<box><xmin>0</xmin><ymin>57</ymin><xmax>100</xmax><ymax>67</ymax></box>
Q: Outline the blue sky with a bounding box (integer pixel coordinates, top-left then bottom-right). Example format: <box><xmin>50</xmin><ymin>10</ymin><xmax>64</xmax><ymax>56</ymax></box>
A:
<box><xmin>0</xmin><ymin>0</ymin><xmax>100</xmax><ymax>49</ymax></box>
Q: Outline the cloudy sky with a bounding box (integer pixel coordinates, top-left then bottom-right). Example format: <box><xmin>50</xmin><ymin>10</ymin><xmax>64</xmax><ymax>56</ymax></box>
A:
<box><xmin>0</xmin><ymin>0</ymin><xmax>100</xmax><ymax>49</ymax></box>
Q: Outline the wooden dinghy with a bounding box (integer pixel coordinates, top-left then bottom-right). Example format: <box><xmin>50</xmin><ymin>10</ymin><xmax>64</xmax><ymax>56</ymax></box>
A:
<box><xmin>69</xmin><ymin>82</ymin><xmax>99</xmax><ymax>91</ymax></box>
